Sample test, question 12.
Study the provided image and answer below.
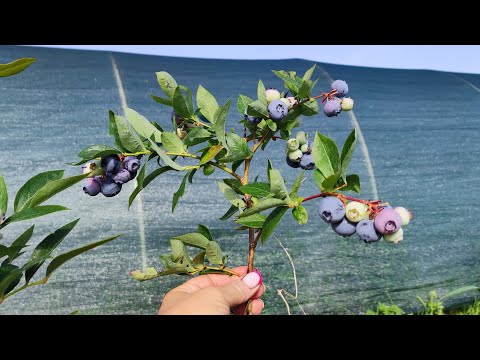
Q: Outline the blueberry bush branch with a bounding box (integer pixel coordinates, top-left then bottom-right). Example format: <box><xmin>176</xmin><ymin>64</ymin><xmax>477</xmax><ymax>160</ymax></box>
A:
<box><xmin>73</xmin><ymin>65</ymin><xmax>413</xmax><ymax>314</ymax></box>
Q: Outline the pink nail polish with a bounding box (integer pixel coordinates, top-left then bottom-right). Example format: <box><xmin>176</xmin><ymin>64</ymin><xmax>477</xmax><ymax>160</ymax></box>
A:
<box><xmin>254</xmin><ymin>268</ymin><xmax>263</xmax><ymax>284</ymax></box>
<box><xmin>242</xmin><ymin>272</ymin><xmax>261</xmax><ymax>288</ymax></box>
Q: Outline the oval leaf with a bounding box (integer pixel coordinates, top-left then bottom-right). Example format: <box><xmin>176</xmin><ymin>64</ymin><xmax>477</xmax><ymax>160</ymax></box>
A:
<box><xmin>172</xmin><ymin>233</ymin><xmax>210</xmax><ymax>249</ymax></box>
<box><xmin>236</xmin><ymin>213</ymin><xmax>266</xmax><ymax>228</ymax></box>
<box><xmin>200</xmin><ymin>145</ymin><xmax>224</xmax><ymax>165</ymax></box>
<box><xmin>124</xmin><ymin>107</ymin><xmax>163</xmax><ymax>142</ymax></box>
<box><xmin>1</xmin><ymin>205</ymin><xmax>69</xmax><ymax>229</ymax></box>
<box><xmin>14</xmin><ymin>170</ymin><xmax>64</xmax><ymax>212</ymax></box>
<box><xmin>161</xmin><ymin>132</ymin><xmax>187</xmax><ymax>154</ymax></box>
<box><xmin>261</xmin><ymin>206</ymin><xmax>289</xmax><ymax>244</ymax></box>
<box><xmin>156</xmin><ymin>71</ymin><xmax>178</xmax><ymax>99</ymax></box>
<box><xmin>114</xmin><ymin>114</ymin><xmax>147</xmax><ymax>153</ymax></box>
<box><xmin>239</xmin><ymin>182</ymin><xmax>271</xmax><ymax>197</ymax></box>
<box><xmin>0</xmin><ymin>58</ymin><xmax>36</xmax><ymax>77</ymax></box>
<box><xmin>197</xmin><ymin>85</ymin><xmax>219</xmax><ymax>123</ymax></box>
<box><xmin>0</xmin><ymin>174</ymin><xmax>7</xmax><ymax>214</ymax></box>
<box><xmin>206</xmin><ymin>241</ymin><xmax>223</xmax><ymax>265</ymax></box>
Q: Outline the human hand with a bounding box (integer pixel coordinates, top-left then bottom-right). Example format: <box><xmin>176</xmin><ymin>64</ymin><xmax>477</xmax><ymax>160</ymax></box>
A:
<box><xmin>158</xmin><ymin>266</ymin><xmax>265</xmax><ymax>315</ymax></box>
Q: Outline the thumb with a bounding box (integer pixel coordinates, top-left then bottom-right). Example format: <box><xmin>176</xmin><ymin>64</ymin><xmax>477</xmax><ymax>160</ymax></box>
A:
<box><xmin>219</xmin><ymin>271</ymin><xmax>263</xmax><ymax>307</ymax></box>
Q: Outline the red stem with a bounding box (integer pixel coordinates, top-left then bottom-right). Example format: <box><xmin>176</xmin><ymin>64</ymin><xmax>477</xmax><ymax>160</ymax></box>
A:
<box><xmin>301</xmin><ymin>192</ymin><xmax>381</xmax><ymax>206</ymax></box>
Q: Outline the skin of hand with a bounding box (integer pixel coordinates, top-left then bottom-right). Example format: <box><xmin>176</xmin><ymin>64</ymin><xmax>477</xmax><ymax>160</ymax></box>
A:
<box><xmin>158</xmin><ymin>266</ymin><xmax>266</xmax><ymax>315</ymax></box>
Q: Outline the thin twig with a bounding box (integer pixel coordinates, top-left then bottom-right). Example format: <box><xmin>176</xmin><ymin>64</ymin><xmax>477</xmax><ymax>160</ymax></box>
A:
<box><xmin>277</xmin><ymin>289</ymin><xmax>292</xmax><ymax>315</ymax></box>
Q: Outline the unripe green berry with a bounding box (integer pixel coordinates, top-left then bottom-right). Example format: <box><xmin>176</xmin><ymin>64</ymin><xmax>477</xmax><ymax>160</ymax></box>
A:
<box><xmin>280</xmin><ymin>98</ymin><xmax>290</xmax><ymax>108</ymax></box>
<box><xmin>300</xmin><ymin>144</ymin><xmax>309</xmax><ymax>153</ymax></box>
<box><xmin>266</xmin><ymin>88</ymin><xmax>281</xmax><ymax>103</ymax></box>
<box><xmin>394</xmin><ymin>207</ymin><xmax>412</xmax><ymax>226</ymax></box>
<box><xmin>384</xmin><ymin>228</ymin><xmax>404</xmax><ymax>244</ymax></box>
<box><xmin>203</xmin><ymin>164</ymin><xmax>215</xmax><ymax>176</ymax></box>
<box><xmin>296</xmin><ymin>131</ymin><xmax>308</xmax><ymax>145</ymax></box>
<box><xmin>345</xmin><ymin>201</ymin><xmax>370</xmax><ymax>222</ymax></box>
<box><xmin>286</xmin><ymin>138</ymin><xmax>300</xmax><ymax>151</ymax></box>
<box><xmin>176</xmin><ymin>128</ymin><xmax>187</xmax><ymax>140</ymax></box>
<box><xmin>287</xmin><ymin>149</ymin><xmax>303</xmax><ymax>162</ymax></box>
<box><xmin>341</xmin><ymin>98</ymin><xmax>354</xmax><ymax>111</ymax></box>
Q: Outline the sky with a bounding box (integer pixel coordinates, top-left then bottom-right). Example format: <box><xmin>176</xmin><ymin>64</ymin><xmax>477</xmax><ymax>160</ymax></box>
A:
<box><xmin>30</xmin><ymin>45</ymin><xmax>480</xmax><ymax>74</ymax></box>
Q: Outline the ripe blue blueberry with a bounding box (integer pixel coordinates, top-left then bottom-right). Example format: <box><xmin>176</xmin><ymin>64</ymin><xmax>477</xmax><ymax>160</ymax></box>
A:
<box><xmin>318</xmin><ymin>196</ymin><xmax>345</xmax><ymax>223</ymax></box>
<box><xmin>286</xmin><ymin>156</ymin><xmax>300</xmax><ymax>168</ymax></box>
<box><xmin>124</xmin><ymin>156</ymin><xmax>140</xmax><ymax>172</ymax></box>
<box><xmin>112</xmin><ymin>169</ymin><xmax>131</xmax><ymax>184</ymax></box>
<box><xmin>299</xmin><ymin>154</ymin><xmax>315</xmax><ymax>170</ymax></box>
<box><xmin>268</xmin><ymin>100</ymin><xmax>288</xmax><ymax>121</ymax></box>
<box><xmin>323</xmin><ymin>98</ymin><xmax>342</xmax><ymax>117</ymax></box>
<box><xmin>101</xmin><ymin>155</ymin><xmax>121</xmax><ymax>174</ymax></box>
<box><xmin>331</xmin><ymin>80</ymin><xmax>349</xmax><ymax>98</ymax></box>
<box><xmin>244</xmin><ymin>113</ymin><xmax>262</xmax><ymax>124</ymax></box>
<box><xmin>374</xmin><ymin>208</ymin><xmax>402</xmax><ymax>234</ymax></box>
<box><xmin>356</xmin><ymin>220</ymin><xmax>382</xmax><ymax>243</ymax></box>
<box><xmin>83</xmin><ymin>177</ymin><xmax>101</xmax><ymax>196</ymax></box>
<box><xmin>331</xmin><ymin>217</ymin><xmax>357</xmax><ymax>237</ymax></box>
<box><xmin>100</xmin><ymin>175</ymin><xmax>122</xmax><ymax>197</ymax></box>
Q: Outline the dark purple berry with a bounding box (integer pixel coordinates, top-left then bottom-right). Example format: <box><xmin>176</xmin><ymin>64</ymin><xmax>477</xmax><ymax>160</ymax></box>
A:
<box><xmin>356</xmin><ymin>220</ymin><xmax>383</xmax><ymax>243</ymax></box>
<box><xmin>323</xmin><ymin>98</ymin><xmax>342</xmax><ymax>117</ymax></box>
<box><xmin>100</xmin><ymin>175</ymin><xmax>122</xmax><ymax>197</ymax></box>
<box><xmin>286</xmin><ymin>156</ymin><xmax>300</xmax><ymax>168</ymax></box>
<box><xmin>101</xmin><ymin>155</ymin><xmax>121</xmax><ymax>174</ymax></box>
<box><xmin>124</xmin><ymin>156</ymin><xmax>140</xmax><ymax>172</ymax></box>
<box><xmin>331</xmin><ymin>217</ymin><xmax>356</xmax><ymax>237</ymax></box>
<box><xmin>112</xmin><ymin>169</ymin><xmax>131</xmax><ymax>184</ymax></box>
<box><xmin>299</xmin><ymin>154</ymin><xmax>315</xmax><ymax>170</ymax></box>
<box><xmin>83</xmin><ymin>177</ymin><xmax>101</xmax><ymax>196</ymax></box>
<box><xmin>318</xmin><ymin>197</ymin><xmax>345</xmax><ymax>224</ymax></box>
<box><xmin>331</xmin><ymin>80</ymin><xmax>349</xmax><ymax>98</ymax></box>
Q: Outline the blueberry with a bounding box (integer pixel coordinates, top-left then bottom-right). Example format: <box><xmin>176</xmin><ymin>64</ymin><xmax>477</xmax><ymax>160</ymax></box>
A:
<box><xmin>129</xmin><ymin>170</ymin><xmax>138</xmax><ymax>180</ymax></box>
<box><xmin>112</xmin><ymin>169</ymin><xmax>131</xmax><ymax>184</ymax></box>
<box><xmin>299</xmin><ymin>154</ymin><xmax>315</xmax><ymax>170</ymax></box>
<box><xmin>323</xmin><ymin>98</ymin><xmax>342</xmax><ymax>117</ymax></box>
<box><xmin>345</xmin><ymin>201</ymin><xmax>370</xmax><ymax>223</ymax></box>
<box><xmin>100</xmin><ymin>175</ymin><xmax>122</xmax><ymax>197</ymax></box>
<box><xmin>286</xmin><ymin>138</ymin><xmax>300</xmax><ymax>151</ymax></box>
<box><xmin>286</xmin><ymin>156</ymin><xmax>300</xmax><ymax>168</ymax></box>
<box><xmin>176</xmin><ymin>128</ymin><xmax>187</xmax><ymax>139</ymax></box>
<box><xmin>341</xmin><ymin>97</ymin><xmax>354</xmax><ymax>111</ymax></box>
<box><xmin>394</xmin><ymin>207</ymin><xmax>412</xmax><ymax>226</ymax></box>
<box><xmin>124</xmin><ymin>156</ymin><xmax>140</xmax><ymax>172</ymax></box>
<box><xmin>268</xmin><ymin>100</ymin><xmax>288</xmax><ymax>121</ymax></box>
<box><xmin>83</xmin><ymin>177</ymin><xmax>101</xmax><ymax>196</ymax></box>
<box><xmin>384</xmin><ymin>228</ymin><xmax>404</xmax><ymax>244</ymax></box>
<box><xmin>81</xmin><ymin>160</ymin><xmax>103</xmax><ymax>178</ymax></box>
<box><xmin>331</xmin><ymin>217</ymin><xmax>356</xmax><ymax>237</ymax></box>
<box><xmin>171</xmin><ymin>111</ymin><xmax>184</xmax><ymax>126</ymax></box>
<box><xmin>300</xmin><ymin>144</ymin><xmax>308</xmax><ymax>153</ymax></box>
<box><xmin>331</xmin><ymin>80</ymin><xmax>349</xmax><ymax>98</ymax></box>
<box><xmin>296</xmin><ymin>131</ymin><xmax>308</xmax><ymax>145</ymax></box>
<box><xmin>266</xmin><ymin>88</ymin><xmax>281</xmax><ymax>103</ymax></box>
<box><xmin>318</xmin><ymin>196</ymin><xmax>345</xmax><ymax>224</ymax></box>
<box><xmin>287</xmin><ymin>149</ymin><xmax>303</xmax><ymax>162</ymax></box>
<box><xmin>101</xmin><ymin>155</ymin><xmax>121</xmax><ymax>174</ymax></box>
<box><xmin>374</xmin><ymin>208</ymin><xmax>402</xmax><ymax>234</ymax></box>
<box><xmin>356</xmin><ymin>220</ymin><xmax>382</xmax><ymax>243</ymax></box>
<box><xmin>244</xmin><ymin>113</ymin><xmax>262</xmax><ymax>124</ymax></box>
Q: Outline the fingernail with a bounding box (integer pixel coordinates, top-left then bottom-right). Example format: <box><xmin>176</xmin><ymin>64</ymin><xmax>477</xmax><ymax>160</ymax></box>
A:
<box><xmin>257</xmin><ymin>299</ymin><xmax>265</xmax><ymax>309</ymax></box>
<box><xmin>242</xmin><ymin>272</ymin><xmax>261</xmax><ymax>288</ymax></box>
<box><xmin>254</xmin><ymin>268</ymin><xmax>263</xmax><ymax>284</ymax></box>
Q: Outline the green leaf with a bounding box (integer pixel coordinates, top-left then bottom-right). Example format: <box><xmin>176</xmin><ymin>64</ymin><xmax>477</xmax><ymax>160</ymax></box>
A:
<box><xmin>269</xmin><ymin>168</ymin><xmax>290</xmax><ymax>201</ymax></box>
<box><xmin>108</xmin><ymin>111</ymin><xmax>129</xmax><ymax>153</ymax></box>
<box><xmin>170</xmin><ymin>239</ymin><xmax>194</xmax><ymax>270</ymax></box>
<box><xmin>124</xmin><ymin>107</ymin><xmax>162</xmax><ymax>142</ymax></box>
<box><xmin>184</xmin><ymin>128</ymin><xmax>212</xmax><ymax>146</ymax></box>
<box><xmin>0</xmin><ymin>174</ymin><xmax>7</xmax><ymax>214</ymax></box>
<box><xmin>200</xmin><ymin>145</ymin><xmax>224</xmax><ymax>165</ymax></box>
<box><xmin>206</xmin><ymin>241</ymin><xmax>223</xmax><ymax>265</ymax></box>
<box><xmin>0</xmin><ymin>206</ymin><xmax>69</xmax><ymax>229</ymax></box>
<box><xmin>25</xmin><ymin>219</ymin><xmax>80</xmax><ymax>284</ymax></box>
<box><xmin>114</xmin><ymin>114</ymin><xmax>147</xmax><ymax>153</ymax></box>
<box><xmin>197</xmin><ymin>225</ymin><xmax>213</xmax><ymax>242</ymax></box>
<box><xmin>238</xmin><ymin>198</ymin><xmax>288</xmax><ymax>218</ymax></box>
<box><xmin>219</xmin><ymin>205</ymin><xmax>239</xmax><ymax>220</ymax></box>
<box><xmin>72</xmin><ymin>145</ymin><xmax>121</xmax><ymax>165</ymax></box>
<box><xmin>239</xmin><ymin>182</ymin><xmax>271</xmax><ymax>197</ymax></box>
<box><xmin>247</xmin><ymin>100</ymin><xmax>268</xmax><ymax>118</ymax></box>
<box><xmin>156</xmin><ymin>71</ymin><xmax>178</xmax><ymax>99</ymax></box>
<box><xmin>341</xmin><ymin>174</ymin><xmax>361</xmax><ymax>194</ymax></box>
<box><xmin>26</xmin><ymin>174</ymin><xmax>87</xmax><ymax>209</ymax></box>
<box><xmin>272</xmin><ymin>70</ymin><xmax>302</xmax><ymax>92</ymax></box>
<box><xmin>216</xmin><ymin>181</ymin><xmax>245</xmax><ymax>209</ymax></box>
<box><xmin>292</xmin><ymin>206</ymin><xmax>308</xmax><ymax>225</ymax></box>
<box><xmin>223</xmin><ymin>179</ymin><xmax>243</xmax><ymax>194</ymax></box>
<box><xmin>0</xmin><ymin>264</ymin><xmax>22</xmax><ymax>297</ymax></box>
<box><xmin>150</xmin><ymin>94</ymin><xmax>172</xmax><ymax>106</ymax></box>
<box><xmin>312</xmin><ymin>131</ymin><xmax>339</xmax><ymax>178</ymax></box>
<box><xmin>8</xmin><ymin>225</ymin><xmax>35</xmax><ymax>262</ymax></box>
<box><xmin>172</xmin><ymin>86</ymin><xmax>193</xmax><ymax>119</ymax></box>
<box><xmin>322</xmin><ymin>172</ymin><xmax>341</xmax><ymax>192</ymax></box>
<box><xmin>236</xmin><ymin>213</ymin><xmax>266</xmax><ymax>228</ymax></box>
<box><xmin>197</xmin><ymin>85</ymin><xmax>219</xmax><ymax>123</ymax></box>
<box><xmin>300</xmin><ymin>99</ymin><xmax>319</xmax><ymax>116</ymax></box>
<box><xmin>161</xmin><ymin>132</ymin><xmax>187</xmax><ymax>154</ymax></box>
<box><xmin>261</xmin><ymin>206</ymin><xmax>289</xmax><ymax>244</ymax></box>
<box><xmin>302</xmin><ymin>64</ymin><xmax>316</xmax><ymax>81</ymax></box>
<box><xmin>313</xmin><ymin>169</ymin><xmax>326</xmax><ymax>191</ymax></box>
<box><xmin>257</xmin><ymin>80</ymin><xmax>267</xmax><ymax>106</ymax></box>
<box><xmin>172</xmin><ymin>233</ymin><xmax>210</xmax><ymax>249</ymax></box>
<box><xmin>266</xmin><ymin>119</ymin><xmax>277</xmax><ymax>132</ymax></box>
<box><xmin>14</xmin><ymin>170</ymin><xmax>64</xmax><ymax>212</ymax></box>
<box><xmin>45</xmin><ymin>235</ymin><xmax>120</xmax><ymax>279</ymax></box>
<box><xmin>289</xmin><ymin>170</ymin><xmax>305</xmax><ymax>199</ymax></box>
<box><xmin>147</xmin><ymin>139</ymin><xmax>186</xmax><ymax>171</ymax></box>
<box><xmin>219</xmin><ymin>133</ymin><xmax>252</xmax><ymax>163</ymax></box>
<box><xmin>0</xmin><ymin>58</ymin><xmax>36</xmax><ymax>77</ymax></box>
<box><xmin>192</xmin><ymin>251</ymin><xmax>206</xmax><ymax>269</ymax></box>
<box><xmin>439</xmin><ymin>286</ymin><xmax>480</xmax><ymax>301</ymax></box>
<box><xmin>297</xmin><ymin>79</ymin><xmax>312</xmax><ymax>99</ymax></box>
<box><xmin>128</xmin><ymin>162</ymin><xmax>148</xmax><ymax>208</ymax></box>
<box><xmin>172</xmin><ymin>172</ymin><xmax>190</xmax><ymax>213</ymax></box>
<box><xmin>340</xmin><ymin>129</ymin><xmax>357</xmax><ymax>180</ymax></box>
<box><xmin>214</xmin><ymin>100</ymin><xmax>231</xmax><ymax>146</ymax></box>
<box><xmin>237</xmin><ymin>95</ymin><xmax>254</xmax><ymax>115</ymax></box>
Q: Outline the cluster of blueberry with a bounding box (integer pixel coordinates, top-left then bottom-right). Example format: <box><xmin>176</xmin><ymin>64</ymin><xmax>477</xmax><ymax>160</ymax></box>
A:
<box><xmin>244</xmin><ymin>88</ymin><xmax>294</xmax><ymax>124</ymax></box>
<box><xmin>81</xmin><ymin>155</ymin><xmax>140</xmax><ymax>197</ymax></box>
<box><xmin>318</xmin><ymin>196</ymin><xmax>412</xmax><ymax>244</ymax></box>
<box><xmin>323</xmin><ymin>80</ymin><xmax>354</xmax><ymax>117</ymax></box>
<box><xmin>285</xmin><ymin>131</ymin><xmax>315</xmax><ymax>170</ymax></box>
